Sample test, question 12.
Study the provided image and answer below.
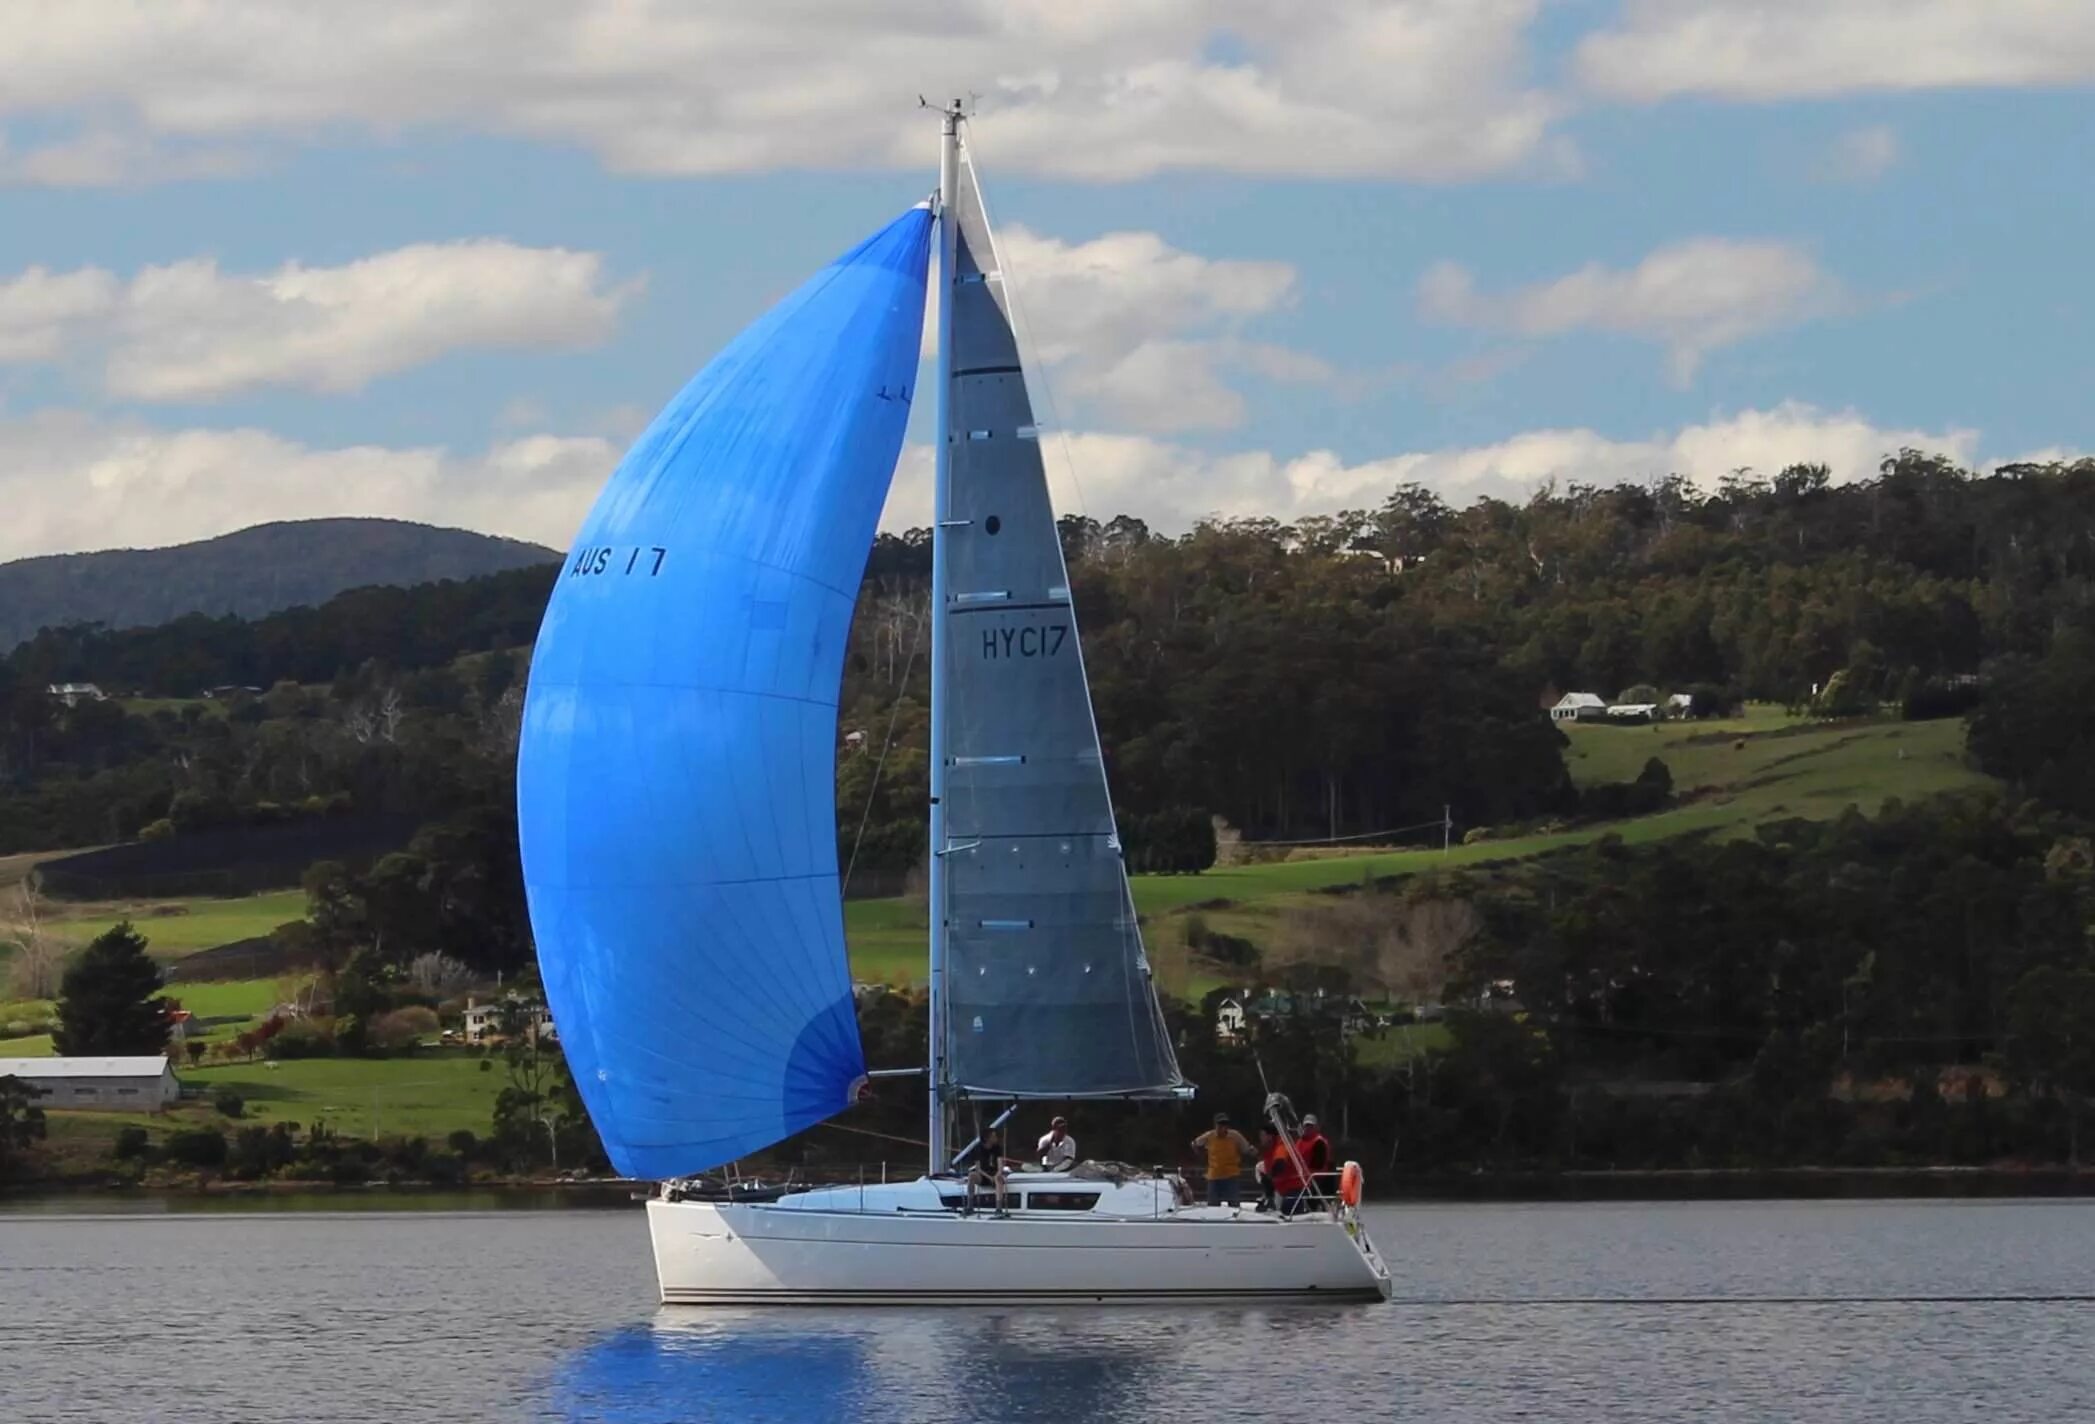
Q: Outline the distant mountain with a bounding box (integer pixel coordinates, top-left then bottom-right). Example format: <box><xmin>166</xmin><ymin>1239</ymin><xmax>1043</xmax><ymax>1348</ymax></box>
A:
<box><xmin>0</xmin><ymin>518</ymin><xmax>558</xmax><ymax>653</ymax></box>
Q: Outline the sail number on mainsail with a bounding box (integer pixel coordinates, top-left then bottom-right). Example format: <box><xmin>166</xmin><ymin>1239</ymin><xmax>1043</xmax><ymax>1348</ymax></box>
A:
<box><xmin>977</xmin><ymin>624</ymin><xmax>1070</xmax><ymax>660</ymax></box>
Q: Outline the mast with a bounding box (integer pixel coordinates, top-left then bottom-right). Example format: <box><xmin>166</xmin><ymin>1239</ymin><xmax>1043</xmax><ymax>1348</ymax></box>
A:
<box><xmin>926</xmin><ymin>99</ymin><xmax>963</xmax><ymax>1175</ymax></box>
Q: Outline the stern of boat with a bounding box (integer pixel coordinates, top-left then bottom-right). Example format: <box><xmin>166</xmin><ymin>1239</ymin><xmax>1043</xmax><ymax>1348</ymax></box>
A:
<box><xmin>1337</xmin><ymin>1204</ymin><xmax>1395</xmax><ymax>1300</ymax></box>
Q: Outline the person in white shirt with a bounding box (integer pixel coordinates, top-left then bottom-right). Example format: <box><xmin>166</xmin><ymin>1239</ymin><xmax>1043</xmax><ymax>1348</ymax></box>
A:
<box><xmin>1037</xmin><ymin>1115</ymin><xmax>1076</xmax><ymax>1171</ymax></box>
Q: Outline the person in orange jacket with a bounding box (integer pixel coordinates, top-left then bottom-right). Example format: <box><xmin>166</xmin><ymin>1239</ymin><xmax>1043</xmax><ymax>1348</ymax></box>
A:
<box><xmin>1262</xmin><ymin>1127</ymin><xmax>1306</xmax><ymax>1215</ymax></box>
<box><xmin>1296</xmin><ymin>1114</ymin><xmax>1335</xmax><ymax>1198</ymax></box>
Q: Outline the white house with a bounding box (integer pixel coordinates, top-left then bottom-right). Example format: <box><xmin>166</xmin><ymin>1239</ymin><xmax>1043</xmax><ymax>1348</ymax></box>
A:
<box><xmin>1665</xmin><ymin>693</ymin><xmax>1695</xmax><ymax>715</ymax></box>
<box><xmin>1606</xmin><ymin>703</ymin><xmax>1658</xmax><ymax>720</ymax></box>
<box><xmin>460</xmin><ymin>997</ymin><xmax>553</xmax><ymax>1045</ymax></box>
<box><xmin>45</xmin><ymin>683</ymin><xmax>106</xmax><ymax>707</ymax></box>
<box><xmin>1214</xmin><ymin>996</ymin><xmax>1248</xmax><ymax>1045</ymax></box>
<box><xmin>1550</xmin><ymin>692</ymin><xmax>1607</xmax><ymax>722</ymax></box>
<box><xmin>0</xmin><ymin>1055</ymin><xmax>180</xmax><ymax>1109</ymax></box>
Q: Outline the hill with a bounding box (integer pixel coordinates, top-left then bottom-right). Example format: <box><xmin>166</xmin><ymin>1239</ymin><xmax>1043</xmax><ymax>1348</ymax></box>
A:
<box><xmin>0</xmin><ymin>518</ymin><xmax>557</xmax><ymax>654</ymax></box>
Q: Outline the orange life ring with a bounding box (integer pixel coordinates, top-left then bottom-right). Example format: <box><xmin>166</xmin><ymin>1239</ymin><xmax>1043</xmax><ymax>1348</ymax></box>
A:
<box><xmin>1338</xmin><ymin>1160</ymin><xmax>1363</xmax><ymax>1208</ymax></box>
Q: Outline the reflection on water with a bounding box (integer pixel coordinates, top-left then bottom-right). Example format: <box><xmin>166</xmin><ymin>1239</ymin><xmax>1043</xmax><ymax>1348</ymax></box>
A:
<box><xmin>0</xmin><ymin>1187</ymin><xmax>635</xmax><ymax>1215</ymax></box>
<box><xmin>553</xmin><ymin>1316</ymin><xmax>880</xmax><ymax>1422</ymax></box>
<box><xmin>6</xmin><ymin>1200</ymin><xmax>2094</xmax><ymax>1423</ymax></box>
<box><xmin>547</xmin><ymin>1304</ymin><xmax>1360</xmax><ymax>1423</ymax></box>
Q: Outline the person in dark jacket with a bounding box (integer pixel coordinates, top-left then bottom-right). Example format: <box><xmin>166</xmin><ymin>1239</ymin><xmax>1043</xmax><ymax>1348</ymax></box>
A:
<box><xmin>957</xmin><ymin>1129</ymin><xmax>1008</xmax><ymax>1209</ymax></box>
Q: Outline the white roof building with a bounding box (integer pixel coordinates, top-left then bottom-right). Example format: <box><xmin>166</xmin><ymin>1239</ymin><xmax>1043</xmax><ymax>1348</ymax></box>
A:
<box><xmin>0</xmin><ymin>1055</ymin><xmax>180</xmax><ymax>1109</ymax></box>
<box><xmin>1606</xmin><ymin>703</ymin><xmax>1659</xmax><ymax>719</ymax></box>
<box><xmin>45</xmin><ymin>683</ymin><xmax>106</xmax><ymax>707</ymax></box>
<box><xmin>1550</xmin><ymin>692</ymin><xmax>1607</xmax><ymax>721</ymax></box>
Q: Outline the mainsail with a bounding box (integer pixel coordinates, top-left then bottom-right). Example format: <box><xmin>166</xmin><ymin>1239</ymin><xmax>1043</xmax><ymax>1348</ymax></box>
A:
<box><xmin>518</xmin><ymin>206</ymin><xmax>933</xmax><ymax>1180</ymax></box>
<box><xmin>935</xmin><ymin>143</ymin><xmax>1186</xmax><ymax>1100</ymax></box>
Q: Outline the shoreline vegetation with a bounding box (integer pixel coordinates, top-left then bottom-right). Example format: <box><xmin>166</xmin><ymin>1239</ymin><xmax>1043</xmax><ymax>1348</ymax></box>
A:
<box><xmin>9</xmin><ymin>1163</ymin><xmax>2095</xmax><ymax>1207</ymax></box>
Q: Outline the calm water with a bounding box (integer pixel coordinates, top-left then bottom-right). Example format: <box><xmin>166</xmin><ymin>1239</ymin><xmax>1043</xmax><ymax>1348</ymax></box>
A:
<box><xmin>5</xmin><ymin>1197</ymin><xmax>2093</xmax><ymax>1422</ymax></box>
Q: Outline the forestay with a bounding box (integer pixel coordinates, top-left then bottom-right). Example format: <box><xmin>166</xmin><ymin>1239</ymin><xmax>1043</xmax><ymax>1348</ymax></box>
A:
<box><xmin>518</xmin><ymin>207</ymin><xmax>933</xmax><ymax>1180</ymax></box>
<box><xmin>937</xmin><ymin>146</ymin><xmax>1185</xmax><ymax>1100</ymax></box>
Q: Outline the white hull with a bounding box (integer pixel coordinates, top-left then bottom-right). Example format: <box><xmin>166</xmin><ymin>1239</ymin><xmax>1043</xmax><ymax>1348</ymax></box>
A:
<box><xmin>647</xmin><ymin>1177</ymin><xmax>1392</xmax><ymax>1306</ymax></box>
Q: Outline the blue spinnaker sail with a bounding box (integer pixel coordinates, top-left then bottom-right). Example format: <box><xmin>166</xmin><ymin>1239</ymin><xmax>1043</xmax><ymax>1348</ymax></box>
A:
<box><xmin>518</xmin><ymin>206</ymin><xmax>932</xmax><ymax>1181</ymax></box>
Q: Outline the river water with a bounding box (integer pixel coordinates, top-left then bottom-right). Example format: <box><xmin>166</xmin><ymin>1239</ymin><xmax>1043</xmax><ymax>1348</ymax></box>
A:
<box><xmin>4</xmin><ymin>1197</ymin><xmax>2092</xmax><ymax>1422</ymax></box>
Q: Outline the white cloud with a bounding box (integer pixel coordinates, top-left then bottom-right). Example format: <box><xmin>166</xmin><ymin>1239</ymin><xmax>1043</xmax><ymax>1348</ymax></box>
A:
<box><xmin>0</xmin><ymin>129</ymin><xmax>254</xmax><ymax>187</ymax></box>
<box><xmin>1995</xmin><ymin>445</ymin><xmax>2091</xmax><ymax>469</ymax></box>
<box><xmin>0</xmin><ymin>267</ymin><xmax>118</xmax><ymax>361</ymax></box>
<box><xmin>1419</xmin><ymin>239</ymin><xmax>1846</xmax><ymax>385</ymax></box>
<box><xmin>0</xmin><ymin>400</ymin><xmax>2002</xmax><ymax>562</ymax></box>
<box><xmin>0</xmin><ymin>1</ymin><xmax>1560</xmax><ymax>183</ymax></box>
<box><xmin>883</xmin><ymin>403</ymin><xmax>1981</xmax><ymax>534</ymax></box>
<box><xmin>0</xmin><ymin>410</ymin><xmax>616</xmax><ymax>560</ymax></box>
<box><xmin>995</xmin><ymin>227</ymin><xmax>1298</xmax><ymax>365</ymax></box>
<box><xmin>0</xmin><ymin>242</ymin><xmax>638</xmax><ymax>401</ymax></box>
<box><xmin>936</xmin><ymin>224</ymin><xmax>1324</xmax><ymax>433</ymax></box>
<box><xmin>1577</xmin><ymin>1</ymin><xmax>2095</xmax><ymax>102</ymax></box>
<box><xmin>1815</xmin><ymin>125</ymin><xmax>1901</xmax><ymax>184</ymax></box>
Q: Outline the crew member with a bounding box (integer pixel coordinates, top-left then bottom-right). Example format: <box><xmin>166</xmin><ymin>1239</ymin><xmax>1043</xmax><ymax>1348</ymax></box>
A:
<box><xmin>1264</xmin><ymin>1127</ymin><xmax>1306</xmax><ymax>1216</ymax></box>
<box><xmin>1297</xmin><ymin>1113</ymin><xmax>1334</xmax><ymax>1199</ymax></box>
<box><xmin>958</xmin><ymin>1128</ymin><xmax>1008</xmax><ymax>1209</ymax></box>
<box><xmin>1191</xmin><ymin>1112</ymin><xmax>1255</xmax><ymax>1207</ymax></box>
<box><xmin>1038</xmin><ymin>1115</ymin><xmax>1077</xmax><ymax>1171</ymax></box>
<box><xmin>1253</xmin><ymin>1126</ymin><xmax>1283</xmax><ymax>1211</ymax></box>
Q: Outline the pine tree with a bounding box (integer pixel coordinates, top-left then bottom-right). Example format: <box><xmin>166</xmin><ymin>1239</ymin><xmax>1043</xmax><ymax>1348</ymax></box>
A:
<box><xmin>53</xmin><ymin>921</ymin><xmax>170</xmax><ymax>1056</ymax></box>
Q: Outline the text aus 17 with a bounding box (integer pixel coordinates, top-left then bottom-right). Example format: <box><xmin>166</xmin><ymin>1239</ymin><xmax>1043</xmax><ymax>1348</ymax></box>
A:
<box><xmin>568</xmin><ymin>546</ymin><xmax>668</xmax><ymax>579</ymax></box>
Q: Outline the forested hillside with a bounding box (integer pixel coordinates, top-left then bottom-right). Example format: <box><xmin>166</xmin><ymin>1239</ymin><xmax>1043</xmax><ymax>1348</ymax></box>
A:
<box><xmin>9</xmin><ymin>453</ymin><xmax>2095</xmax><ymax>1179</ymax></box>
<box><xmin>6</xmin><ymin>454</ymin><xmax>2095</xmax><ymax>871</ymax></box>
<box><xmin>0</xmin><ymin>518</ymin><xmax>556</xmax><ymax>654</ymax></box>
<box><xmin>838</xmin><ymin>453</ymin><xmax>2095</xmax><ymax>876</ymax></box>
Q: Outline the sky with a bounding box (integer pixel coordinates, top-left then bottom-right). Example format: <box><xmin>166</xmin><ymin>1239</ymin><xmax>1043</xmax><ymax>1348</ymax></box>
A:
<box><xmin>0</xmin><ymin>0</ymin><xmax>2090</xmax><ymax>560</ymax></box>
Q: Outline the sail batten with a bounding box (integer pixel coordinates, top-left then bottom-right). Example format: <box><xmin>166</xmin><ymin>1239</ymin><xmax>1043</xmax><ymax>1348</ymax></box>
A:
<box><xmin>519</xmin><ymin>206</ymin><xmax>933</xmax><ymax>1182</ymax></box>
<box><xmin>933</xmin><ymin>139</ymin><xmax>1185</xmax><ymax>1102</ymax></box>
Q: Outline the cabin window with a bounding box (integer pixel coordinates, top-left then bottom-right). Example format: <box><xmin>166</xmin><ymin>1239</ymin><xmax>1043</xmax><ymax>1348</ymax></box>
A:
<box><xmin>938</xmin><ymin>1191</ymin><xmax>1006</xmax><ymax>1212</ymax></box>
<box><xmin>116</xmin><ymin>1088</ymin><xmax>139</xmax><ymax>1096</ymax></box>
<box><xmin>1022</xmin><ymin>1192</ymin><xmax>1100</xmax><ymax>1211</ymax></box>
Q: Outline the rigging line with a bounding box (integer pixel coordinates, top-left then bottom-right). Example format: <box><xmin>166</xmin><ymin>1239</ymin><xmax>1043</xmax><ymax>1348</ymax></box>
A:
<box><xmin>841</xmin><ymin>600</ymin><xmax>926</xmax><ymax>900</ymax></box>
<box><xmin>812</xmin><ymin>1119</ymin><xmax>932</xmax><ymax>1148</ymax></box>
<box><xmin>958</xmin><ymin>119</ymin><xmax>1093</xmax><ymax>525</ymax></box>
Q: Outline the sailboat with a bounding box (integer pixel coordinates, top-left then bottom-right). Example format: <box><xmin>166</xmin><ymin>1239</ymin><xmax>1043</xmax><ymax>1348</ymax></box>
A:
<box><xmin>517</xmin><ymin>103</ymin><xmax>1391</xmax><ymax>1305</ymax></box>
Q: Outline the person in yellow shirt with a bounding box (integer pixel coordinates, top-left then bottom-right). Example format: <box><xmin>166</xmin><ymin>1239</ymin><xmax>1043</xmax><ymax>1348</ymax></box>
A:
<box><xmin>1191</xmin><ymin>1112</ymin><xmax>1256</xmax><ymax>1206</ymax></box>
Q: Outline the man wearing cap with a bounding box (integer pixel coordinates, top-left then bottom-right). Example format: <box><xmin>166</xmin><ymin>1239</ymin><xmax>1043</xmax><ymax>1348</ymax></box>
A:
<box><xmin>1294</xmin><ymin>1114</ymin><xmax>1334</xmax><ymax>1207</ymax></box>
<box><xmin>1037</xmin><ymin>1115</ymin><xmax>1077</xmax><ymax>1171</ymax></box>
<box><xmin>1190</xmin><ymin>1112</ymin><xmax>1255</xmax><ymax>1207</ymax></box>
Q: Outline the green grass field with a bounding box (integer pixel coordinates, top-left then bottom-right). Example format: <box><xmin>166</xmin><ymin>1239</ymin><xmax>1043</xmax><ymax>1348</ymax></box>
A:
<box><xmin>169</xmin><ymin>979</ymin><xmax>289</xmax><ymax>1019</ymax></box>
<box><xmin>4</xmin><ymin>710</ymin><xmax>1994</xmax><ymax>1006</ymax></box>
<box><xmin>26</xmin><ymin>1050</ymin><xmax>507</xmax><ymax>1169</ymax></box>
<box><xmin>48</xmin><ymin>890</ymin><xmax>307</xmax><ymax>959</ymax></box>
<box><xmin>180</xmin><ymin>1051</ymin><xmax>505</xmax><ymax>1139</ymax></box>
<box><xmin>842</xmin><ymin>896</ymin><xmax>930</xmax><ymax>985</ymax></box>
<box><xmin>118</xmin><ymin>696</ymin><xmax>225</xmax><ymax>719</ymax></box>
<box><xmin>1562</xmin><ymin>709</ymin><xmax>1983</xmax><ymax>819</ymax></box>
<box><xmin>842</xmin><ymin>710</ymin><xmax>1995</xmax><ymax>992</ymax></box>
<box><xmin>0</xmin><ymin>975</ymin><xmax>294</xmax><ymax>1058</ymax></box>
